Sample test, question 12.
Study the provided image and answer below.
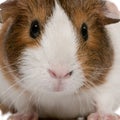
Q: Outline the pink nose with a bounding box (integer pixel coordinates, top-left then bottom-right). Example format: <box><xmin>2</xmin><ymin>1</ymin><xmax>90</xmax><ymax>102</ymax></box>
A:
<box><xmin>48</xmin><ymin>69</ymin><xmax>73</xmax><ymax>79</ymax></box>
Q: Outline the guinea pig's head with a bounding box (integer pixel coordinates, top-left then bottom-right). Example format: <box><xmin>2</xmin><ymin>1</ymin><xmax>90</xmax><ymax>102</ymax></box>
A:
<box><xmin>0</xmin><ymin>0</ymin><xmax>120</xmax><ymax>94</ymax></box>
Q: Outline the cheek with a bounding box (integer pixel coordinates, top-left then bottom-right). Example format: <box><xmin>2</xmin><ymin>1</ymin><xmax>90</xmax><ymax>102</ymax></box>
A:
<box><xmin>19</xmin><ymin>48</ymin><xmax>54</xmax><ymax>91</ymax></box>
<box><xmin>18</xmin><ymin>47</ymin><xmax>85</xmax><ymax>93</ymax></box>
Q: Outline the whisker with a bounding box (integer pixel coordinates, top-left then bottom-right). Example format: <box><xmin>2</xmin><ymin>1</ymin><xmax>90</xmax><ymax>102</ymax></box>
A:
<box><xmin>0</xmin><ymin>67</ymin><xmax>38</xmax><ymax>98</ymax></box>
<box><xmin>0</xmin><ymin>72</ymin><xmax>38</xmax><ymax>108</ymax></box>
<box><xmin>0</xmin><ymin>61</ymin><xmax>22</xmax><ymax>72</ymax></box>
<box><xmin>8</xmin><ymin>89</ymin><xmax>26</xmax><ymax>110</ymax></box>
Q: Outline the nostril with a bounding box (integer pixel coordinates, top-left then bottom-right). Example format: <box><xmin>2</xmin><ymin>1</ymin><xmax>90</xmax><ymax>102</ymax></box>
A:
<box><xmin>48</xmin><ymin>68</ymin><xmax>73</xmax><ymax>79</ymax></box>
<box><xmin>48</xmin><ymin>69</ymin><xmax>57</xmax><ymax>78</ymax></box>
<box><xmin>69</xmin><ymin>71</ymin><xmax>73</xmax><ymax>76</ymax></box>
<box><xmin>64</xmin><ymin>71</ymin><xmax>73</xmax><ymax>78</ymax></box>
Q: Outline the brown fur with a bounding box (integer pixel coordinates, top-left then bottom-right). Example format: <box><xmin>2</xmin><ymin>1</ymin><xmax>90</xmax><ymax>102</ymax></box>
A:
<box><xmin>0</xmin><ymin>104</ymin><xmax>10</xmax><ymax>114</ymax></box>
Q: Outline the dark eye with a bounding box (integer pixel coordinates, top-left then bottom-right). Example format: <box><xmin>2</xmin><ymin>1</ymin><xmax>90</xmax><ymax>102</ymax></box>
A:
<box><xmin>30</xmin><ymin>20</ymin><xmax>40</xmax><ymax>39</ymax></box>
<box><xmin>81</xmin><ymin>23</ymin><xmax>88</xmax><ymax>41</ymax></box>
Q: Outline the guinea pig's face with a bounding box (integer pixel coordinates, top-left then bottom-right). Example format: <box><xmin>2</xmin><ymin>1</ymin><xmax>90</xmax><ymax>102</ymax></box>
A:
<box><xmin>1</xmin><ymin>0</ymin><xmax>119</xmax><ymax>94</ymax></box>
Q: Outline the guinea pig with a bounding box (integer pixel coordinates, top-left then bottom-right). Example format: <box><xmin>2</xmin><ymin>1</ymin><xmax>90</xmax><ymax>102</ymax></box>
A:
<box><xmin>0</xmin><ymin>0</ymin><xmax>120</xmax><ymax>120</ymax></box>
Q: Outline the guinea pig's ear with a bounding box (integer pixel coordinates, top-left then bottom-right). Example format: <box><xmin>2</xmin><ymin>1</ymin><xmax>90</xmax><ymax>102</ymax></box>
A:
<box><xmin>0</xmin><ymin>0</ymin><xmax>18</xmax><ymax>23</ymax></box>
<box><xmin>102</xmin><ymin>1</ymin><xmax>120</xmax><ymax>25</ymax></box>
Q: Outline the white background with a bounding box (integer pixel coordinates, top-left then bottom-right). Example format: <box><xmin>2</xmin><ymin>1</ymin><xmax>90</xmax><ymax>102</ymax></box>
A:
<box><xmin>0</xmin><ymin>0</ymin><xmax>120</xmax><ymax>119</ymax></box>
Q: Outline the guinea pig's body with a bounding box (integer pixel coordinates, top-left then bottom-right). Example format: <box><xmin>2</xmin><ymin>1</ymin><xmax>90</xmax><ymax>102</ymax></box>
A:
<box><xmin>0</xmin><ymin>0</ymin><xmax>120</xmax><ymax>119</ymax></box>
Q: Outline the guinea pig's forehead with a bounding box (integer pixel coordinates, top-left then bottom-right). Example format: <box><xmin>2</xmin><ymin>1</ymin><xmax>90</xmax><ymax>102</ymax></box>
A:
<box><xmin>57</xmin><ymin>0</ymin><xmax>105</xmax><ymax>15</ymax></box>
<box><xmin>17</xmin><ymin>0</ymin><xmax>55</xmax><ymax>22</ymax></box>
<box><xmin>17</xmin><ymin>0</ymin><xmax>104</xmax><ymax>23</ymax></box>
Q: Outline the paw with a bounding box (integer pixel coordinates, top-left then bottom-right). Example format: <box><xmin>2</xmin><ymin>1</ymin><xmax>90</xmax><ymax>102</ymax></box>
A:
<box><xmin>8</xmin><ymin>112</ymin><xmax>38</xmax><ymax>120</ymax></box>
<box><xmin>87</xmin><ymin>112</ymin><xmax>120</xmax><ymax>120</ymax></box>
